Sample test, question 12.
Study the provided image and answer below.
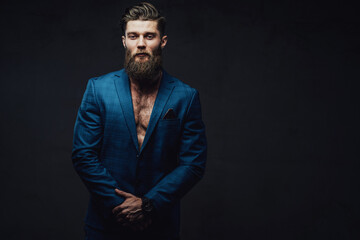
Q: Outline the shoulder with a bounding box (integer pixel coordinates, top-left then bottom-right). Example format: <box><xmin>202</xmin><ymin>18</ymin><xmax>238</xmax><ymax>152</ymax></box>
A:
<box><xmin>88</xmin><ymin>69</ymin><xmax>125</xmax><ymax>85</ymax></box>
<box><xmin>164</xmin><ymin>71</ymin><xmax>198</xmax><ymax>100</ymax></box>
<box><xmin>85</xmin><ymin>69</ymin><xmax>127</xmax><ymax>96</ymax></box>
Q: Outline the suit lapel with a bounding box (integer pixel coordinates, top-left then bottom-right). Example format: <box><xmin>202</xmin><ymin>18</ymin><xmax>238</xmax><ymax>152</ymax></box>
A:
<box><xmin>113</xmin><ymin>69</ymin><xmax>175</xmax><ymax>154</ymax></box>
<box><xmin>113</xmin><ymin>70</ymin><xmax>140</xmax><ymax>152</ymax></box>
<box><xmin>140</xmin><ymin>70</ymin><xmax>175</xmax><ymax>153</ymax></box>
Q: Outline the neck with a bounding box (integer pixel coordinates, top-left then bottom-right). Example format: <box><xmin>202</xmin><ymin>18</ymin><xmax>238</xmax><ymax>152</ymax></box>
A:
<box><xmin>130</xmin><ymin>70</ymin><xmax>162</xmax><ymax>94</ymax></box>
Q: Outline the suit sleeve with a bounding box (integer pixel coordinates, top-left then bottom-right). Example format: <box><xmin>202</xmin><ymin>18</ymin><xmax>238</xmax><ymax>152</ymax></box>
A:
<box><xmin>144</xmin><ymin>89</ymin><xmax>207</xmax><ymax>212</ymax></box>
<box><xmin>72</xmin><ymin>78</ymin><xmax>124</xmax><ymax>218</ymax></box>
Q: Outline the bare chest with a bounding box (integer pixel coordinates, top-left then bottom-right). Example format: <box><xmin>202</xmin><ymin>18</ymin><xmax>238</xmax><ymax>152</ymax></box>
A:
<box><xmin>131</xmin><ymin>91</ymin><xmax>158</xmax><ymax>148</ymax></box>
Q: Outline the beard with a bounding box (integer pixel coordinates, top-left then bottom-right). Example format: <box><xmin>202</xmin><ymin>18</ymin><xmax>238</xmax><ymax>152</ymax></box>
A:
<box><xmin>124</xmin><ymin>46</ymin><xmax>162</xmax><ymax>88</ymax></box>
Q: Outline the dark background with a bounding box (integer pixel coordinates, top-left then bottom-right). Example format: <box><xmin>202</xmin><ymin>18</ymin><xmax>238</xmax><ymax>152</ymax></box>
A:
<box><xmin>1</xmin><ymin>0</ymin><xmax>359</xmax><ymax>239</ymax></box>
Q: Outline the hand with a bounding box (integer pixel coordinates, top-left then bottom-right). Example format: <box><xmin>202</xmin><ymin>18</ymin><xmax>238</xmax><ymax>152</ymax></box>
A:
<box><xmin>112</xmin><ymin>189</ymin><xmax>152</xmax><ymax>231</ymax></box>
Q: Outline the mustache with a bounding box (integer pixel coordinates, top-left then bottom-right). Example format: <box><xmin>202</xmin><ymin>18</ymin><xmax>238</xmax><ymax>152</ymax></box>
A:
<box><xmin>134</xmin><ymin>52</ymin><xmax>151</xmax><ymax>57</ymax></box>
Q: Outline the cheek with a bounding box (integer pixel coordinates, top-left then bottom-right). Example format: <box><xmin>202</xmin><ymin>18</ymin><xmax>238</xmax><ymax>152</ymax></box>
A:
<box><xmin>148</xmin><ymin>41</ymin><xmax>161</xmax><ymax>51</ymax></box>
<box><xmin>126</xmin><ymin>46</ymin><xmax>138</xmax><ymax>55</ymax></box>
<box><xmin>125</xmin><ymin>40</ymin><xmax>136</xmax><ymax>49</ymax></box>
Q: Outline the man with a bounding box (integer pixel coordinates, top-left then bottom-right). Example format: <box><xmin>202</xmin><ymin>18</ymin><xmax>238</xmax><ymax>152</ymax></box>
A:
<box><xmin>72</xmin><ymin>2</ymin><xmax>207</xmax><ymax>240</ymax></box>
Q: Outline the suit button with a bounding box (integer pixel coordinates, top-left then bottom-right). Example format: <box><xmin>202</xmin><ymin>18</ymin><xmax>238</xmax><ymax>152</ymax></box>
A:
<box><xmin>136</xmin><ymin>154</ymin><xmax>139</xmax><ymax>158</ymax></box>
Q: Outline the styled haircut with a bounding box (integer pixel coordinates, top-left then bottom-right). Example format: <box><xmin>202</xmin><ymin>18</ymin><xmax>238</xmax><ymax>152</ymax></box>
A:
<box><xmin>120</xmin><ymin>2</ymin><xmax>166</xmax><ymax>36</ymax></box>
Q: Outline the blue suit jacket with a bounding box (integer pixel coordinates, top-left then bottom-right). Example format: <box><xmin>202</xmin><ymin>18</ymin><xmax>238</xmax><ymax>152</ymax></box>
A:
<box><xmin>72</xmin><ymin>69</ymin><xmax>207</xmax><ymax>238</ymax></box>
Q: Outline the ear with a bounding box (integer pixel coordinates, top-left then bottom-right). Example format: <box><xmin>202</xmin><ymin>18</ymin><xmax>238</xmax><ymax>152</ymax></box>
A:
<box><xmin>160</xmin><ymin>35</ymin><xmax>168</xmax><ymax>49</ymax></box>
<box><xmin>122</xmin><ymin>35</ymin><xmax>126</xmax><ymax>48</ymax></box>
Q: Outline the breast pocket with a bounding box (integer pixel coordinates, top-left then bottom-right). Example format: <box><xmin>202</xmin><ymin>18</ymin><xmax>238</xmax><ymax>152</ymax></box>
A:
<box><xmin>157</xmin><ymin>118</ymin><xmax>181</xmax><ymax>145</ymax></box>
<box><xmin>158</xmin><ymin>118</ymin><xmax>180</xmax><ymax>132</ymax></box>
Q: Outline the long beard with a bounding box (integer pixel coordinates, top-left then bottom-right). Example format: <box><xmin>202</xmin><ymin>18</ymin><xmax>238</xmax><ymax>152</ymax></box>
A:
<box><xmin>124</xmin><ymin>46</ymin><xmax>162</xmax><ymax>88</ymax></box>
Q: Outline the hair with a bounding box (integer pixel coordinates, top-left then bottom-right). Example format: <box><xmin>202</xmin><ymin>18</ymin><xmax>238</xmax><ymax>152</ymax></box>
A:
<box><xmin>120</xmin><ymin>2</ymin><xmax>166</xmax><ymax>36</ymax></box>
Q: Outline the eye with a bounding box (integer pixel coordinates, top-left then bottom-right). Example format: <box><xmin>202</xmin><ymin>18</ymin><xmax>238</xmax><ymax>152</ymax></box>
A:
<box><xmin>146</xmin><ymin>34</ymin><xmax>155</xmax><ymax>39</ymax></box>
<box><xmin>128</xmin><ymin>35</ymin><xmax>137</xmax><ymax>39</ymax></box>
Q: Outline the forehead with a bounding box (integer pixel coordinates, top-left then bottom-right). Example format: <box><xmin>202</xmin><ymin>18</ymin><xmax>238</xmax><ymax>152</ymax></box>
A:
<box><xmin>125</xmin><ymin>20</ymin><xmax>159</xmax><ymax>34</ymax></box>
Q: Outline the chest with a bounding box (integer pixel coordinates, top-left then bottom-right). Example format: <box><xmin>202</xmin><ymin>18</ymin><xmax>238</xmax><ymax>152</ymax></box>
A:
<box><xmin>131</xmin><ymin>91</ymin><xmax>158</xmax><ymax>129</ymax></box>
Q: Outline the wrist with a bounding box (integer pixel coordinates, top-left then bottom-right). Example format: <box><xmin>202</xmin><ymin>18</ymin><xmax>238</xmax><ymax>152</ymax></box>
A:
<box><xmin>141</xmin><ymin>197</ymin><xmax>154</xmax><ymax>217</ymax></box>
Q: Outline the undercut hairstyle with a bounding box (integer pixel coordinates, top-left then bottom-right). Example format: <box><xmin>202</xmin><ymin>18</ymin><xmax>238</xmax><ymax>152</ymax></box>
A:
<box><xmin>120</xmin><ymin>2</ymin><xmax>166</xmax><ymax>36</ymax></box>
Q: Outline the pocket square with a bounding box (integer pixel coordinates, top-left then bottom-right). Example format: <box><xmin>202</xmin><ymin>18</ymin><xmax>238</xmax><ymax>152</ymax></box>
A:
<box><xmin>163</xmin><ymin>108</ymin><xmax>177</xmax><ymax>119</ymax></box>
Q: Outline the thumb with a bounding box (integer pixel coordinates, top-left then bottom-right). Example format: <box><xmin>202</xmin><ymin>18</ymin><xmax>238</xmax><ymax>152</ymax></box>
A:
<box><xmin>115</xmin><ymin>189</ymin><xmax>134</xmax><ymax>198</ymax></box>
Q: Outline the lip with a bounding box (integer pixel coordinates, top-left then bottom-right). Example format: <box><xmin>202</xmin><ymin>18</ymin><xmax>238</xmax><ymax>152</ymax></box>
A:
<box><xmin>135</xmin><ymin>53</ymin><xmax>149</xmax><ymax>57</ymax></box>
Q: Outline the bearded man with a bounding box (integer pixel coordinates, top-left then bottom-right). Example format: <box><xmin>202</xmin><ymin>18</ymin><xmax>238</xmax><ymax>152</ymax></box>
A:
<box><xmin>72</xmin><ymin>2</ymin><xmax>207</xmax><ymax>240</ymax></box>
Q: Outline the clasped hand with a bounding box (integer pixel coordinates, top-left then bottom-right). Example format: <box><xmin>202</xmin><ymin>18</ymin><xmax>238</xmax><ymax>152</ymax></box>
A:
<box><xmin>112</xmin><ymin>189</ymin><xmax>152</xmax><ymax>231</ymax></box>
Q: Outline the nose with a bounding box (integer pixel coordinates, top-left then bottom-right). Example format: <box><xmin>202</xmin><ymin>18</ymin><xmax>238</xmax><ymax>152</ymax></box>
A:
<box><xmin>137</xmin><ymin>36</ymin><xmax>146</xmax><ymax>49</ymax></box>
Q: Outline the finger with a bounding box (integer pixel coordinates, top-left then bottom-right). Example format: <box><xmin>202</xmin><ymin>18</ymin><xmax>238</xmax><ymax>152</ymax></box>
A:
<box><xmin>115</xmin><ymin>213</ymin><xmax>127</xmax><ymax>221</ymax></box>
<box><xmin>117</xmin><ymin>202</ymin><xmax>131</xmax><ymax>211</ymax></box>
<box><xmin>112</xmin><ymin>205</ymin><xmax>122</xmax><ymax>214</ymax></box>
<box><xmin>115</xmin><ymin>189</ymin><xmax>134</xmax><ymax>198</ymax></box>
<box><xmin>112</xmin><ymin>205</ymin><xmax>127</xmax><ymax>215</ymax></box>
<box><xmin>113</xmin><ymin>201</ymin><xmax>130</xmax><ymax>214</ymax></box>
<box><xmin>136</xmin><ymin>213</ymin><xmax>144</xmax><ymax>221</ymax></box>
<box><xmin>116</xmin><ymin>211</ymin><xmax>129</xmax><ymax>221</ymax></box>
<box><xmin>128</xmin><ymin>209</ymin><xmax>142</xmax><ymax>219</ymax></box>
<box><xmin>120</xmin><ymin>209</ymin><xmax>130</xmax><ymax>217</ymax></box>
<box><xmin>127</xmin><ymin>213</ymin><xmax>138</xmax><ymax>223</ymax></box>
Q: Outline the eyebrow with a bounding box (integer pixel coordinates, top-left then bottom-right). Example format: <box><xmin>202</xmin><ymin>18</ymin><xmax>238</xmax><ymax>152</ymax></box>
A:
<box><xmin>126</xmin><ymin>32</ymin><xmax>157</xmax><ymax>36</ymax></box>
